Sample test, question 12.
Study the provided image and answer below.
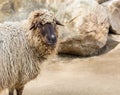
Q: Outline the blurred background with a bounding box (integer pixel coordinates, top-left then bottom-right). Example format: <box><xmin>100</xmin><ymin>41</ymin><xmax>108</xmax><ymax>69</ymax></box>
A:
<box><xmin>0</xmin><ymin>0</ymin><xmax>66</xmax><ymax>22</ymax></box>
<box><xmin>0</xmin><ymin>0</ymin><xmax>108</xmax><ymax>22</ymax></box>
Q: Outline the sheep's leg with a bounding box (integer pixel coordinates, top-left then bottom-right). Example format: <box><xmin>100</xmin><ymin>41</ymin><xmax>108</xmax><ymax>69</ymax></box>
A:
<box><xmin>9</xmin><ymin>88</ymin><xmax>14</xmax><ymax>95</ymax></box>
<box><xmin>16</xmin><ymin>86</ymin><xmax>24</xmax><ymax>95</ymax></box>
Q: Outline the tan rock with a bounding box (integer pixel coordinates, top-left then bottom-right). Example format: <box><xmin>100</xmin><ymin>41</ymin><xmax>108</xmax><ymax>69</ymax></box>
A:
<box><xmin>58</xmin><ymin>1</ymin><xmax>110</xmax><ymax>56</ymax></box>
<box><xmin>0</xmin><ymin>0</ymin><xmax>14</xmax><ymax>22</ymax></box>
<box><xmin>103</xmin><ymin>0</ymin><xmax>120</xmax><ymax>34</ymax></box>
<box><xmin>0</xmin><ymin>0</ymin><xmax>67</xmax><ymax>22</ymax></box>
<box><xmin>0</xmin><ymin>0</ymin><xmax>43</xmax><ymax>22</ymax></box>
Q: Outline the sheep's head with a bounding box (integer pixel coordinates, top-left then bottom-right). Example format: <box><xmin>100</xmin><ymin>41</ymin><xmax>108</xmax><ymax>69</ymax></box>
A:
<box><xmin>28</xmin><ymin>9</ymin><xmax>63</xmax><ymax>46</ymax></box>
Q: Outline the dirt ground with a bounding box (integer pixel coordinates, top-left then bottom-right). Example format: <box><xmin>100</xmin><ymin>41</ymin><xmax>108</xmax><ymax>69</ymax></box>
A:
<box><xmin>1</xmin><ymin>35</ymin><xmax>120</xmax><ymax>95</ymax></box>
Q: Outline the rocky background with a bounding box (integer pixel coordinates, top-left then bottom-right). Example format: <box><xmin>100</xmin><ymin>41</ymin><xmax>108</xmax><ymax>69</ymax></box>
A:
<box><xmin>1</xmin><ymin>0</ymin><xmax>120</xmax><ymax>95</ymax></box>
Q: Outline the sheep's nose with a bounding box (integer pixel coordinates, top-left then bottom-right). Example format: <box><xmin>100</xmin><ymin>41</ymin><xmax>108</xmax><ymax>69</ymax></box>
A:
<box><xmin>51</xmin><ymin>35</ymin><xmax>56</xmax><ymax>43</ymax></box>
<box><xmin>48</xmin><ymin>35</ymin><xmax>57</xmax><ymax>45</ymax></box>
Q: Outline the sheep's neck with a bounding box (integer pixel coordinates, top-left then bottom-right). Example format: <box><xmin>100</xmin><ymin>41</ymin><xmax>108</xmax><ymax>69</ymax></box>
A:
<box><xmin>31</xmin><ymin>40</ymin><xmax>55</xmax><ymax>61</ymax></box>
<box><xmin>22</xmin><ymin>21</ymin><xmax>56</xmax><ymax>62</ymax></box>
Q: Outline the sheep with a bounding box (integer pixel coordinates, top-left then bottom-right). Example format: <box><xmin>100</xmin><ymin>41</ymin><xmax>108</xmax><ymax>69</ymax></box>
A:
<box><xmin>0</xmin><ymin>9</ymin><xmax>63</xmax><ymax>95</ymax></box>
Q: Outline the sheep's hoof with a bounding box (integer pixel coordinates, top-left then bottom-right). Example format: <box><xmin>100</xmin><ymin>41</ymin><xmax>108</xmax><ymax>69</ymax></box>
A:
<box><xmin>9</xmin><ymin>86</ymin><xmax>24</xmax><ymax>95</ymax></box>
<box><xmin>16</xmin><ymin>86</ymin><xmax>24</xmax><ymax>95</ymax></box>
<box><xmin>9</xmin><ymin>88</ymin><xmax>14</xmax><ymax>95</ymax></box>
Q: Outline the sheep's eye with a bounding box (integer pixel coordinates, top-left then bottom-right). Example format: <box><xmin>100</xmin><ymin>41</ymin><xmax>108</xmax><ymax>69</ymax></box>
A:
<box><xmin>41</xmin><ymin>29</ymin><xmax>46</xmax><ymax>36</ymax></box>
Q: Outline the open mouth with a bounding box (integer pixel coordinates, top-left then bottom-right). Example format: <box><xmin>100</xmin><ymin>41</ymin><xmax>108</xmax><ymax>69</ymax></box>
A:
<box><xmin>46</xmin><ymin>39</ymin><xmax>57</xmax><ymax>46</ymax></box>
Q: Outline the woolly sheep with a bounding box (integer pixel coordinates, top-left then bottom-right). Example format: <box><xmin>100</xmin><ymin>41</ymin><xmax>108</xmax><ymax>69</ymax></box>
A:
<box><xmin>0</xmin><ymin>9</ymin><xmax>63</xmax><ymax>95</ymax></box>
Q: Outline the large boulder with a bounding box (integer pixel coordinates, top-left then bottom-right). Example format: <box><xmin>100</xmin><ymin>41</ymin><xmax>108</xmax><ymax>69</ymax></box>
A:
<box><xmin>57</xmin><ymin>0</ymin><xmax>110</xmax><ymax>56</ymax></box>
<box><xmin>103</xmin><ymin>0</ymin><xmax>120</xmax><ymax>34</ymax></box>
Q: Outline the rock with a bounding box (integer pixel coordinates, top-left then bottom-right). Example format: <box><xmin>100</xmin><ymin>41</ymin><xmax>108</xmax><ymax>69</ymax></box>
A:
<box><xmin>0</xmin><ymin>0</ymin><xmax>66</xmax><ymax>22</ymax></box>
<box><xmin>0</xmin><ymin>0</ymin><xmax>14</xmax><ymax>22</ymax></box>
<box><xmin>57</xmin><ymin>0</ymin><xmax>110</xmax><ymax>56</ymax></box>
<box><xmin>103</xmin><ymin>0</ymin><xmax>120</xmax><ymax>34</ymax></box>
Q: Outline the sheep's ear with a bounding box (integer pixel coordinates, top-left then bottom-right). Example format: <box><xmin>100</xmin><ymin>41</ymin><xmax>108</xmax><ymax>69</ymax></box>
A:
<box><xmin>30</xmin><ymin>23</ymin><xmax>36</xmax><ymax>30</ymax></box>
<box><xmin>56</xmin><ymin>20</ymin><xmax>64</xmax><ymax>26</ymax></box>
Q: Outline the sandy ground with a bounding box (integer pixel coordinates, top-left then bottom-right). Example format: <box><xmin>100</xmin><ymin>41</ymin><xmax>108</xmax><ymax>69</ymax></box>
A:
<box><xmin>1</xmin><ymin>35</ymin><xmax>120</xmax><ymax>95</ymax></box>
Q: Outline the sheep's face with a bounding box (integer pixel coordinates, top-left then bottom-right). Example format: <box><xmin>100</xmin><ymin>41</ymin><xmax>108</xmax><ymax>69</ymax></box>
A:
<box><xmin>29</xmin><ymin>10</ymin><xmax>63</xmax><ymax>46</ymax></box>
<box><xmin>38</xmin><ymin>23</ymin><xmax>57</xmax><ymax>45</ymax></box>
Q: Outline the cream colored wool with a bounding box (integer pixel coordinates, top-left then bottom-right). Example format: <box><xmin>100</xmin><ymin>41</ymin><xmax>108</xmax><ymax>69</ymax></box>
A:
<box><xmin>0</xmin><ymin>9</ymin><xmax>58</xmax><ymax>92</ymax></box>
